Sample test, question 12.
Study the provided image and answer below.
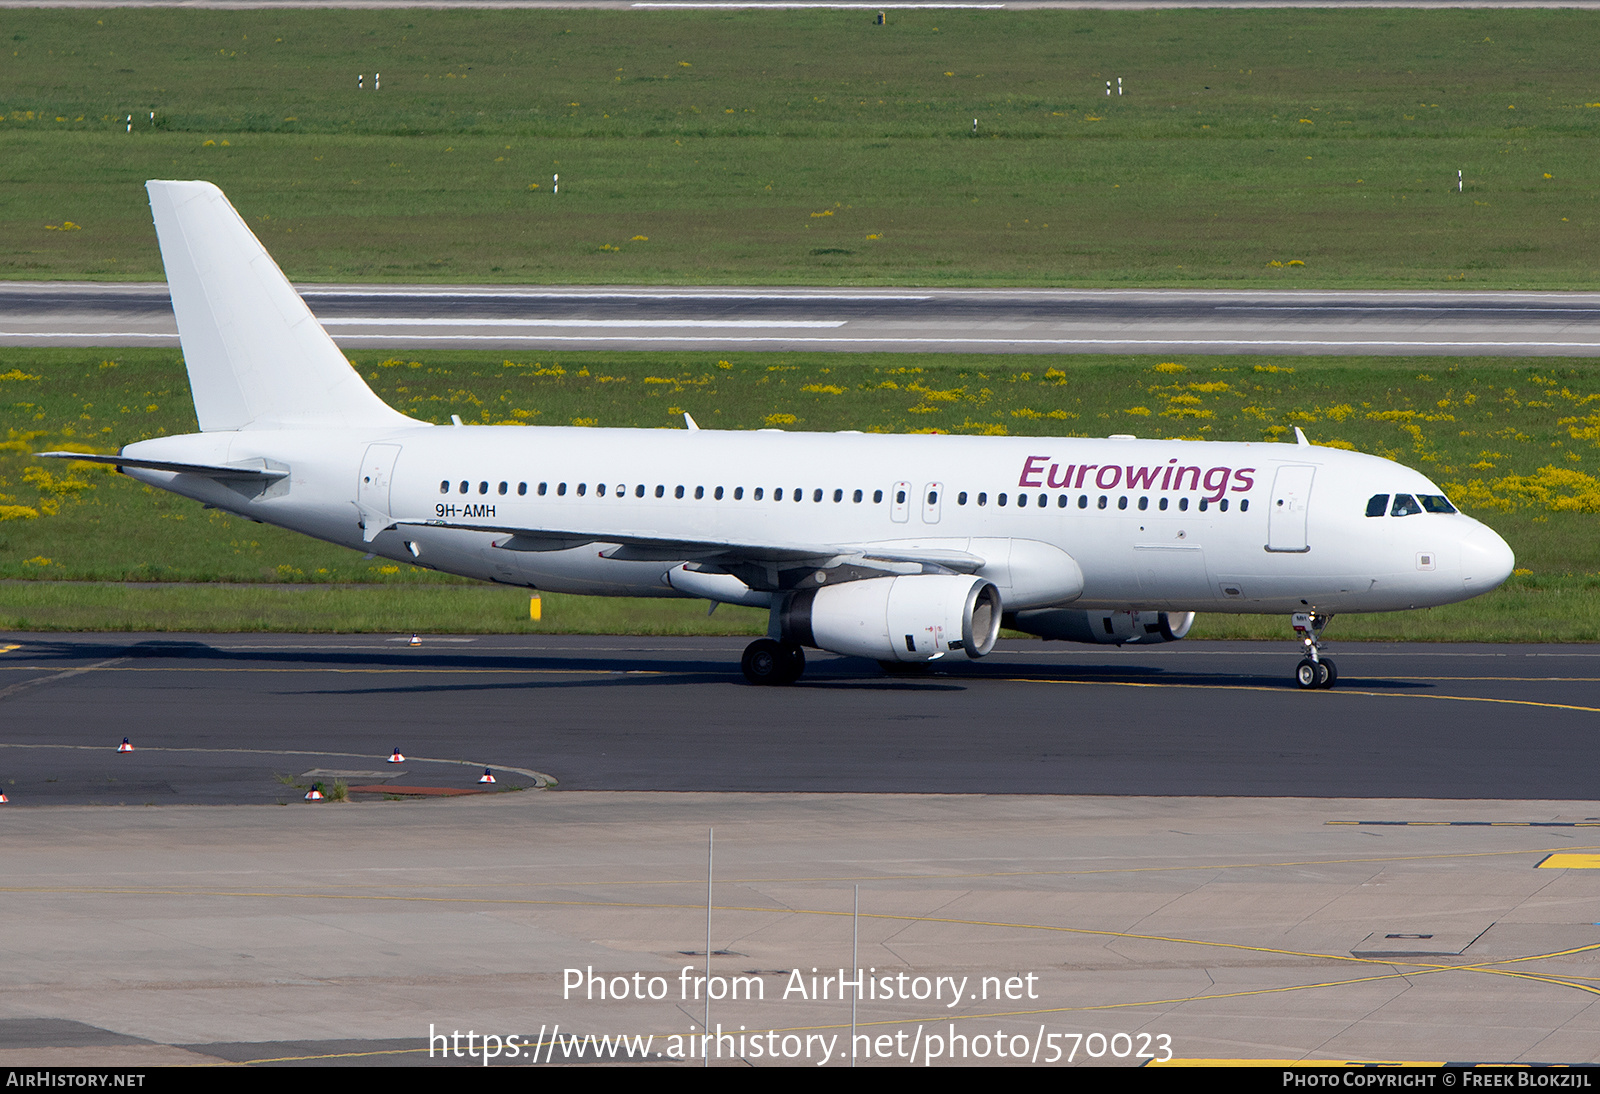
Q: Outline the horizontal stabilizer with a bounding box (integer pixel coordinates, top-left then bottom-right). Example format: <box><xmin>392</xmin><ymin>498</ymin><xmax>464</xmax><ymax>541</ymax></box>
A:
<box><xmin>146</xmin><ymin>180</ymin><xmax>419</xmax><ymax>433</ymax></box>
<box><xmin>36</xmin><ymin>451</ymin><xmax>288</xmax><ymax>481</ymax></box>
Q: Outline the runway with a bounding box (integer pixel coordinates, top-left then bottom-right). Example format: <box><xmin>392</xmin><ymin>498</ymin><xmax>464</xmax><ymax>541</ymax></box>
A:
<box><xmin>3</xmin><ymin>633</ymin><xmax>1598</xmax><ymax>804</ymax></box>
<box><xmin>8</xmin><ymin>282</ymin><xmax>1600</xmax><ymax>356</ymax></box>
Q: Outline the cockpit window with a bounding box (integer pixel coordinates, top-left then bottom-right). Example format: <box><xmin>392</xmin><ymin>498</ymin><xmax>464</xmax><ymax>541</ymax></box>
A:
<box><xmin>1391</xmin><ymin>493</ymin><xmax>1422</xmax><ymax>517</ymax></box>
<box><xmin>1366</xmin><ymin>494</ymin><xmax>1390</xmax><ymax>517</ymax></box>
<box><xmin>1419</xmin><ymin>494</ymin><xmax>1457</xmax><ymax>514</ymax></box>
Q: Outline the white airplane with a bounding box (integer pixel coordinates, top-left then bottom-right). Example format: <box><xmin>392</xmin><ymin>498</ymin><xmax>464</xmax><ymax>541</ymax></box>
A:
<box><xmin>42</xmin><ymin>181</ymin><xmax>1515</xmax><ymax>688</ymax></box>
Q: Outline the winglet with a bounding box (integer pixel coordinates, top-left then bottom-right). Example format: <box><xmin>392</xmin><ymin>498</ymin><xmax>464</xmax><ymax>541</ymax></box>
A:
<box><xmin>684</xmin><ymin>412</ymin><xmax>700</xmax><ymax>431</ymax></box>
<box><xmin>1294</xmin><ymin>426</ymin><xmax>1310</xmax><ymax>446</ymax></box>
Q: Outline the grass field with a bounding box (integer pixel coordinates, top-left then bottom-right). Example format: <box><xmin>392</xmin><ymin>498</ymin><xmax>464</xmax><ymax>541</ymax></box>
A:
<box><xmin>3</xmin><ymin>8</ymin><xmax>1599</xmax><ymax>286</ymax></box>
<box><xmin>4</xmin><ymin>347</ymin><xmax>1600</xmax><ymax>638</ymax></box>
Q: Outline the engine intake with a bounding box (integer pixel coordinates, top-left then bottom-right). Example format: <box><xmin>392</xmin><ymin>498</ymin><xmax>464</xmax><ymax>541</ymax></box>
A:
<box><xmin>782</xmin><ymin>574</ymin><xmax>1002</xmax><ymax>662</ymax></box>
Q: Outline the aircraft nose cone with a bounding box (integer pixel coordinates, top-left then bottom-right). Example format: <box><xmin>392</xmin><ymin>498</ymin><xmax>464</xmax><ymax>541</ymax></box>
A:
<box><xmin>1461</xmin><ymin>524</ymin><xmax>1515</xmax><ymax>591</ymax></box>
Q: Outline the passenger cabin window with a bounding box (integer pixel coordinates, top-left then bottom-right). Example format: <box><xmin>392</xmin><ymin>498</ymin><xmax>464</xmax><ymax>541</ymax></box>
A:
<box><xmin>538</xmin><ymin>482</ymin><xmax>548</xmax><ymax>496</ymax></box>
<box><xmin>1366</xmin><ymin>494</ymin><xmax>1390</xmax><ymax>517</ymax></box>
<box><xmin>459</xmin><ymin>481</ymin><xmax>469</xmax><ymax>495</ymax></box>
<box><xmin>873</xmin><ymin>490</ymin><xmax>883</xmax><ymax>504</ymax></box>
<box><xmin>1391</xmin><ymin>493</ymin><xmax>1422</xmax><ymax>517</ymax></box>
<box><xmin>439</xmin><ymin>480</ymin><xmax>450</xmax><ymax>494</ymax></box>
<box><xmin>479</xmin><ymin>482</ymin><xmax>488</xmax><ymax>494</ymax></box>
<box><xmin>518</xmin><ymin>483</ymin><xmax>527</xmax><ymax>496</ymax></box>
<box><xmin>754</xmin><ymin>487</ymin><xmax>764</xmax><ymax>501</ymax></box>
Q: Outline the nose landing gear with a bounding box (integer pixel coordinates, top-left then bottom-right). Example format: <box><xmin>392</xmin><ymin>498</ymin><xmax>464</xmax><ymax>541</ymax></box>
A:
<box><xmin>1291</xmin><ymin>611</ymin><xmax>1337</xmax><ymax>689</ymax></box>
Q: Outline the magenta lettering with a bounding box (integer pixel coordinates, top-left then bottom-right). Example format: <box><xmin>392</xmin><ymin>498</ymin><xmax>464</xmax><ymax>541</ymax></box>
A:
<box><xmin>1125</xmin><ymin>465</ymin><xmax>1161</xmax><ymax>490</ymax></box>
<box><xmin>1203</xmin><ymin>466</ymin><xmax>1231</xmax><ymax>502</ymax></box>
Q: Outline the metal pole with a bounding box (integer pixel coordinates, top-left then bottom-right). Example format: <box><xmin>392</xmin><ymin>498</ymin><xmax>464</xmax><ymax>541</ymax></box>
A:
<box><xmin>705</xmin><ymin>827</ymin><xmax>713</xmax><ymax>1067</ymax></box>
<box><xmin>851</xmin><ymin>884</ymin><xmax>859</xmax><ymax>1067</ymax></box>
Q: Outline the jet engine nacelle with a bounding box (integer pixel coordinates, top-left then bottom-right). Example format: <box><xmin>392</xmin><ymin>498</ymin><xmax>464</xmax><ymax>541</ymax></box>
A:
<box><xmin>782</xmin><ymin>574</ymin><xmax>1002</xmax><ymax>663</ymax></box>
<box><xmin>1007</xmin><ymin>608</ymin><xmax>1195</xmax><ymax>645</ymax></box>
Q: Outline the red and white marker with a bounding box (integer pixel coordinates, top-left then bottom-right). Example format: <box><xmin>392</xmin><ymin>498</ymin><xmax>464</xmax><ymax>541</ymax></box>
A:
<box><xmin>117</xmin><ymin>737</ymin><xmax>134</xmax><ymax>753</ymax></box>
<box><xmin>304</xmin><ymin>784</ymin><xmax>324</xmax><ymax>801</ymax></box>
<box><xmin>478</xmin><ymin>768</ymin><xmax>496</xmax><ymax>785</ymax></box>
<box><xmin>408</xmin><ymin>634</ymin><xmax>421</xmax><ymax>647</ymax></box>
<box><xmin>388</xmin><ymin>748</ymin><xmax>405</xmax><ymax>763</ymax></box>
<box><xmin>0</xmin><ymin>792</ymin><xmax>9</xmax><ymax>803</ymax></box>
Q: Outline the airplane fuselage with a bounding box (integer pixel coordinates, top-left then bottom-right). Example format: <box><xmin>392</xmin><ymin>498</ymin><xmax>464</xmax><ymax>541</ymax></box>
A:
<box><xmin>119</xmin><ymin>425</ymin><xmax>1513</xmax><ymax>617</ymax></box>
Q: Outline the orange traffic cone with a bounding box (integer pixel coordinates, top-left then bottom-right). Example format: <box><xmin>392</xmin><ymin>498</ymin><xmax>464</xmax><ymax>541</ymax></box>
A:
<box><xmin>117</xmin><ymin>737</ymin><xmax>134</xmax><ymax>753</ymax></box>
<box><xmin>305</xmin><ymin>783</ymin><xmax>325</xmax><ymax>801</ymax></box>
<box><xmin>388</xmin><ymin>748</ymin><xmax>405</xmax><ymax>763</ymax></box>
<box><xmin>408</xmin><ymin>634</ymin><xmax>422</xmax><ymax>647</ymax></box>
<box><xmin>478</xmin><ymin>768</ymin><xmax>496</xmax><ymax>785</ymax></box>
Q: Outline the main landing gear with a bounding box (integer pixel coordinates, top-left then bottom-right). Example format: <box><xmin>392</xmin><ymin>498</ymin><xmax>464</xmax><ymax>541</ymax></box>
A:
<box><xmin>741</xmin><ymin>638</ymin><xmax>806</xmax><ymax>685</ymax></box>
<box><xmin>1291</xmin><ymin>611</ymin><xmax>1337</xmax><ymax>689</ymax></box>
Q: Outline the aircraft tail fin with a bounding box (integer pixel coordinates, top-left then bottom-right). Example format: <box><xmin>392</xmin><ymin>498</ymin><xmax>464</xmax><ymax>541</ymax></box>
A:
<box><xmin>146</xmin><ymin>180</ymin><xmax>418</xmax><ymax>432</ymax></box>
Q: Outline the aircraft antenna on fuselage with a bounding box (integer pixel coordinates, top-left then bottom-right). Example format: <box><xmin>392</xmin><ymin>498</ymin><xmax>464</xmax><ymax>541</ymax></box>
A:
<box><xmin>145</xmin><ymin>180</ymin><xmax>420</xmax><ymax>433</ymax></box>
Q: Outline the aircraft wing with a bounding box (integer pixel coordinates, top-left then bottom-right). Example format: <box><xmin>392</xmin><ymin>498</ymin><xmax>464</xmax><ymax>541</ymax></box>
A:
<box><xmin>392</xmin><ymin>517</ymin><xmax>986</xmax><ymax>571</ymax></box>
<box><xmin>35</xmin><ymin>452</ymin><xmax>289</xmax><ymax>481</ymax></box>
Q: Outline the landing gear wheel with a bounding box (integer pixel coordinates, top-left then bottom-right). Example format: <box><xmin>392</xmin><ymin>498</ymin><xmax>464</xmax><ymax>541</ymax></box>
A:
<box><xmin>741</xmin><ymin>639</ymin><xmax>806</xmax><ymax>685</ymax></box>
<box><xmin>1319</xmin><ymin>658</ymin><xmax>1337</xmax><ymax>689</ymax></box>
<box><xmin>1295</xmin><ymin>659</ymin><xmax>1319</xmax><ymax>689</ymax></box>
<box><xmin>742</xmin><ymin>639</ymin><xmax>783</xmax><ymax>685</ymax></box>
<box><xmin>777</xmin><ymin>641</ymin><xmax>806</xmax><ymax>684</ymax></box>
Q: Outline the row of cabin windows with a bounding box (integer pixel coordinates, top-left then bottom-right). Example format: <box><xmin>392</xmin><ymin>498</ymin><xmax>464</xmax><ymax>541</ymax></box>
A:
<box><xmin>440</xmin><ymin>480</ymin><xmax>888</xmax><ymax>503</ymax></box>
<box><xmin>955</xmin><ymin>491</ymin><xmax>1247</xmax><ymax>513</ymax></box>
<box><xmin>438</xmin><ymin>478</ymin><xmax>1248</xmax><ymax>513</ymax></box>
<box><xmin>1365</xmin><ymin>492</ymin><xmax>1458</xmax><ymax>517</ymax></box>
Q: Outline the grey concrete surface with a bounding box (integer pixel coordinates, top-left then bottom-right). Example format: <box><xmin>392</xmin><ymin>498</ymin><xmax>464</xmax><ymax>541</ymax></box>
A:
<box><xmin>4</xmin><ymin>633</ymin><xmax>1600</xmax><ymax>1065</ymax></box>
<box><xmin>2</xmin><ymin>792</ymin><xmax>1600</xmax><ymax>1066</ymax></box>
<box><xmin>4</xmin><ymin>1</ymin><xmax>1599</xmax><ymax>9</ymax></box>
<box><xmin>8</xmin><ymin>283</ymin><xmax>1600</xmax><ymax>356</ymax></box>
